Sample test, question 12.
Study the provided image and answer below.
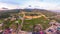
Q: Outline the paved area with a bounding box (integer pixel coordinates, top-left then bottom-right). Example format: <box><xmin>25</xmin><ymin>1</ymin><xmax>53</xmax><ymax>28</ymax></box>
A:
<box><xmin>27</xmin><ymin>32</ymin><xmax>32</xmax><ymax>34</ymax></box>
<box><xmin>18</xmin><ymin>31</ymin><xmax>32</xmax><ymax>34</ymax></box>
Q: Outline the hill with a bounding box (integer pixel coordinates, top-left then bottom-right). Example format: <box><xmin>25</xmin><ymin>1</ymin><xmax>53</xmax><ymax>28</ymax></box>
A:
<box><xmin>20</xmin><ymin>9</ymin><xmax>57</xmax><ymax>17</ymax></box>
<box><xmin>0</xmin><ymin>9</ymin><xmax>59</xmax><ymax>20</ymax></box>
<box><xmin>0</xmin><ymin>9</ymin><xmax>60</xmax><ymax>31</ymax></box>
<box><xmin>0</xmin><ymin>9</ymin><xmax>20</xmax><ymax>18</ymax></box>
<box><xmin>0</xmin><ymin>9</ymin><xmax>57</xmax><ymax>16</ymax></box>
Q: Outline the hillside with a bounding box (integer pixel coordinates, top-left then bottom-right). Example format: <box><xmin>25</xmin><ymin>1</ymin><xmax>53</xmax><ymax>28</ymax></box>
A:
<box><xmin>0</xmin><ymin>9</ymin><xmax>58</xmax><ymax>19</ymax></box>
<box><xmin>20</xmin><ymin>9</ymin><xmax>60</xmax><ymax>23</ymax></box>
<box><xmin>0</xmin><ymin>9</ymin><xmax>57</xmax><ymax>16</ymax></box>
<box><xmin>0</xmin><ymin>9</ymin><xmax>20</xmax><ymax>18</ymax></box>
<box><xmin>0</xmin><ymin>9</ymin><xmax>60</xmax><ymax>31</ymax></box>
<box><xmin>20</xmin><ymin>9</ymin><xmax>57</xmax><ymax>17</ymax></box>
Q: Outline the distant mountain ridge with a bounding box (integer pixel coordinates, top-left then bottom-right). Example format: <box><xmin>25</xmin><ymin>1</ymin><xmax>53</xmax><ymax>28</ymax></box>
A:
<box><xmin>0</xmin><ymin>9</ymin><xmax>58</xmax><ymax>17</ymax></box>
<box><xmin>0</xmin><ymin>9</ymin><xmax>60</xmax><ymax>22</ymax></box>
<box><xmin>21</xmin><ymin>9</ymin><xmax>57</xmax><ymax>17</ymax></box>
<box><xmin>51</xmin><ymin>10</ymin><xmax>60</xmax><ymax>12</ymax></box>
<box><xmin>0</xmin><ymin>7</ymin><xmax>8</xmax><ymax>10</ymax></box>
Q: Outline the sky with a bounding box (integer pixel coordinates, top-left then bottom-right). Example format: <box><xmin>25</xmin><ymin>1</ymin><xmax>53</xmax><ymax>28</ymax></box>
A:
<box><xmin>0</xmin><ymin>0</ymin><xmax>60</xmax><ymax>10</ymax></box>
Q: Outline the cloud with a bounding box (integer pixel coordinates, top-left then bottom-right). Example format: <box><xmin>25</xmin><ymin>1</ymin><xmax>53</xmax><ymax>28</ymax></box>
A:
<box><xmin>0</xmin><ymin>0</ymin><xmax>60</xmax><ymax>10</ymax></box>
<box><xmin>0</xmin><ymin>0</ymin><xmax>20</xmax><ymax>5</ymax></box>
<box><xmin>19</xmin><ymin>0</ymin><xmax>59</xmax><ymax>10</ymax></box>
<box><xmin>0</xmin><ymin>2</ymin><xmax>20</xmax><ymax>9</ymax></box>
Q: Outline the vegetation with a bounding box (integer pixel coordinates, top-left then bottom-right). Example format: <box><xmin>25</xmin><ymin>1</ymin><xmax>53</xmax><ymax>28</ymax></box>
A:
<box><xmin>0</xmin><ymin>9</ymin><xmax>60</xmax><ymax>31</ymax></box>
<box><xmin>22</xmin><ymin>16</ymin><xmax>50</xmax><ymax>31</ymax></box>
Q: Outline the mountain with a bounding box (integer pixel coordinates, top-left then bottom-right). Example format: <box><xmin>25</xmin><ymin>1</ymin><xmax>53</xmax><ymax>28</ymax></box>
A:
<box><xmin>20</xmin><ymin>9</ymin><xmax>57</xmax><ymax>17</ymax></box>
<box><xmin>0</xmin><ymin>7</ymin><xmax>8</xmax><ymax>10</ymax></box>
<box><xmin>0</xmin><ymin>9</ymin><xmax>57</xmax><ymax>17</ymax></box>
<box><xmin>0</xmin><ymin>9</ymin><xmax>20</xmax><ymax>18</ymax></box>
<box><xmin>2</xmin><ymin>7</ymin><xmax>8</xmax><ymax>9</ymax></box>
<box><xmin>51</xmin><ymin>10</ymin><xmax>60</xmax><ymax>12</ymax></box>
<box><xmin>0</xmin><ymin>9</ymin><xmax>58</xmax><ymax>19</ymax></box>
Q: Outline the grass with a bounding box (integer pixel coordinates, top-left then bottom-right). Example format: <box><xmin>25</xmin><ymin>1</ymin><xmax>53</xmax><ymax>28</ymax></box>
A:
<box><xmin>22</xmin><ymin>16</ymin><xmax>50</xmax><ymax>31</ymax></box>
<box><xmin>0</xmin><ymin>20</ymin><xmax>3</xmax><ymax>23</ymax></box>
<box><xmin>0</xmin><ymin>12</ymin><xmax>51</xmax><ymax>31</ymax></box>
<box><xmin>0</xmin><ymin>16</ymin><xmax>50</xmax><ymax>31</ymax></box>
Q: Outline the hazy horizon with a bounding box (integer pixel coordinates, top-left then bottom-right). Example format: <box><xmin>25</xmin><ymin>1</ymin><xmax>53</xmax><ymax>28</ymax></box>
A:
<box><xmin>0</xmin><ymin>0</ymin><xmax>60</xmax><ymax>10</ymax></box>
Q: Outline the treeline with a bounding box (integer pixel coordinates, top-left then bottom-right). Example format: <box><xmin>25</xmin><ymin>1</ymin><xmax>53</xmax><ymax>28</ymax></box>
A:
<box><xmin>0</xmin><ymin>9</ymin><xmax>58</xmax><ymax>19</ymax></box>
<box><xmin>0</xmin><ymin>9</ymin><xmax>20</xmax><ymax>18</ymax></box>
